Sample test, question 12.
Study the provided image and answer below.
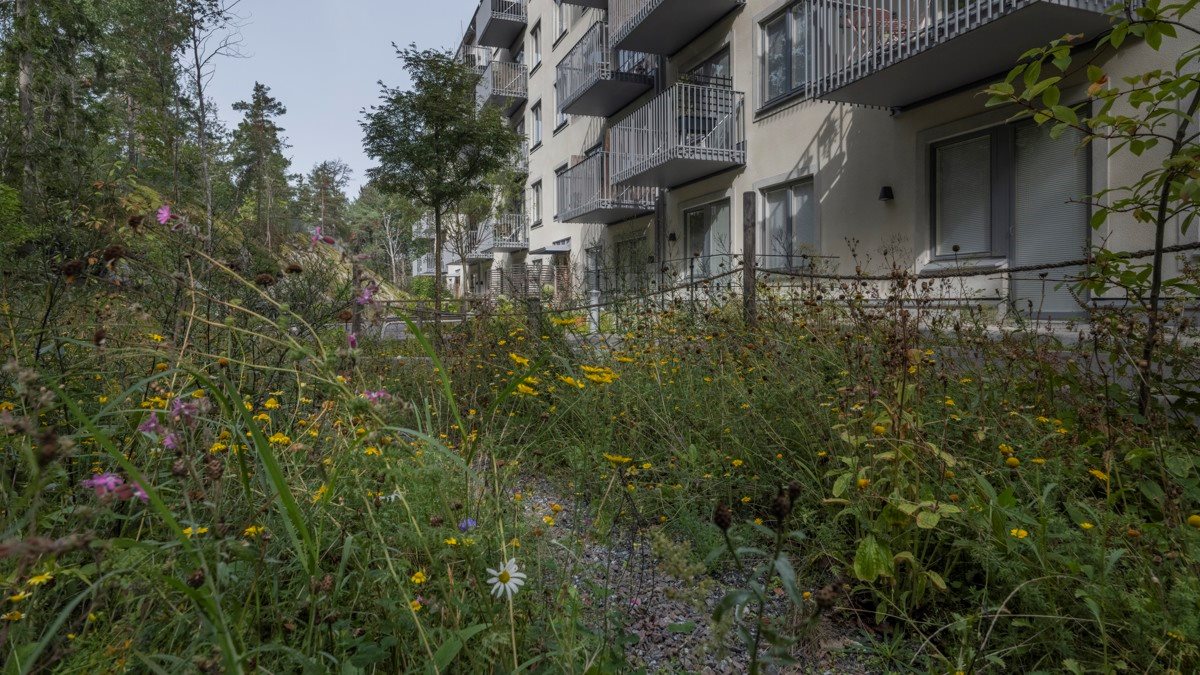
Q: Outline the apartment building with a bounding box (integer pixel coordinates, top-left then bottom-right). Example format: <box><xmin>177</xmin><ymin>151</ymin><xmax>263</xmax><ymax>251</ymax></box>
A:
<box><xmin>455</xmin><ymin>0</ymin><xmax>1193</xmax><ymax>315</ymax></box>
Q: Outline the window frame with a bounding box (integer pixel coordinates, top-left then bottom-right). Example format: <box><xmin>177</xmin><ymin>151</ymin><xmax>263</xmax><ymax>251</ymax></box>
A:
<box><xmin>530</xmin><ymin>180</ymin><xmax>543</xmax><ymax>228</ymax></box>
<box><xmin>758</xmin><ymin>1</ymin><xmax>811</xmax><ymax>110</ymax></box>
<box><xmin>530</xmin><ymin>101</ymin><xmax>543</xmax><ymax>148</ymax></box>
<box><xmin>928</xmin><ymin>126</ymin><xmax>1013</xmax><ymax>263</ymax></box>
<box><xmin>553</xmin><ymin>81</ymin><xmax>569</xmax><ymax>131</ymax></box>
<box><xmin>760</xmin><ymin>178</ymin><xmax>817</xmax><ymax>270</ymax></box>
<box><xmin>529</xmin><ymin>22</ymin><xmax>542</xmax><ymax>72</ymax></box>
<box><xmin>682</xmin><ymin>198</ymin><xmax>733</xmax><ymax>278</ymax></box>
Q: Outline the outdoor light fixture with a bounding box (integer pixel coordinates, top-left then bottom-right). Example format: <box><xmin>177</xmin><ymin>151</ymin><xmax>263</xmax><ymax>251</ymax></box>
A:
<box><xmin>878</xmin><ymin>186</ymin><xmax>895</xmax><ymax>202</ymax></box>
<box><xmin>668</xmin><ymin>232</ymin><xmax>677</xmax><ymax>242</ymax></box>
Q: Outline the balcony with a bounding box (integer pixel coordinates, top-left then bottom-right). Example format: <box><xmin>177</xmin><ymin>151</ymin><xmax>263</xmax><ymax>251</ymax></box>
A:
<box><xmin>811</xmin><ymin>0</ymin><xmax>1112</xmax><ymax>108</ymax></box>
<box><xmin>610</xmin><ymin>0</ymin><xmax>745</xmax><ymax>55</ymax></box>
<box><xmin>610</xmin><ymin>80</ymin><xmax>746</xmax><ymax>188</ymax></box>
<box><xmin>558</xmin><ymin>152</ymin><xmax>657</xmax><ymax>224</ymax></box>
<box><xmin>483</xmin><ymin>214</ymin><xmax>529</xmax><ymax>253</ymax></box>
<box><xmin>475</xmin><ymin>0</ymin><xmax>527</xmax><ymax>48</ymax></box>
<box><xmin>413</xmin><ymin>253</ymin><xmax>436</xmax><ymax>277</ymax></box>
<box><xmin>561</xmin><ymin>0</ymin><xmax>606</xmax><ymax>8</ymax></box>
<box><xmin>514</xmin><ymin>139</ymin><xmax>529</xmax><ymax>173</ymax></box>
<box><xmin>413</xmin><ymin>215</ymin><xmax>435</xmax><ymax>240</ymax></box>
<box><xmin>456</xmin><ymin>44</ymin><xmax>493</xmax><ymax>77</ymax></box>
<box><xmin>467</xmin><ymin>227</ymin><xmax>494</xmax><ymax>261</ymax></box>
<box><xmin>557</xmin><ymin>22</ymin><xmax>655</xmax><ymax>118</ymax></box>
<box><xmin>477</xmin><ymin>60</ymin><xmax>528</xmax><ymax>115</ymax></box>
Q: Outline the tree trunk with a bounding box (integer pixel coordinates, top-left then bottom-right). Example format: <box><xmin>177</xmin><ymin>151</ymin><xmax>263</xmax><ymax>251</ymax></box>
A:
<box><xmin>16</xmin><ymin>0</ymin><xmax>35</xmax><ymax>210</ymax></box>
<box><xmin>433</xmin><ymin>205</ymin><xmax>444</xmax><ymax>348</ymax></box>
<box><xmin>190</xmin><ymin>20</ymin><xmax>215</xmax><ymax>247</ymax></box>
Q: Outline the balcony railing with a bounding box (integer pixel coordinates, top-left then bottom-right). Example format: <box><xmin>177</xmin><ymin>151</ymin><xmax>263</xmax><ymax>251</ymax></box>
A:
<box><xmin>514</xmin><ymin>139</ymin><xmax>529</xmax><ymax>173</ymax></box>
<box><xmin>557</xmin><ymin>22</ymin><xmax>655</xmax><ymax>118</ymax></box>
<box><xmin>558</xmin><ymin>152</ymin><xmax>657</xmax><ymax>224</ymax></box>
<box><xmin>490</xmin><ymin>264</ymin><xmax>571</xmax><ymax>299</ymax></box>
<box><xmin>456</xmin><ymin>44</ymin><xmax>493</xmax><ymax>76</ymax></box>
<box><xmin>467</xmin><ymin>227</ymin><xmax>494</xmax><ymax>261</ymax></box>
<box><xmin>610</xmin><ymin>80</ymin><xmax>745</xmax><ymax>188</ymax></box>
<box><xmin>475</xmin><ymin>0</ymin><xmax>527</xmax><ymax>48</ymax></box>
<box><xmin>810</xmin><ymin>0</ymin><xmax>1112</xmax><ymax>107</ymax></box>
<box><xmin>610</xmin><ymin>0</ymin><xmax>745</xmax><ymax>54</ymax></box>
<box><xmin>477</xmin><ymin>60</ymin><xmax>528</xmax><ymax>115</ymax></box>
<box><xmin>561</xmin><ymin>0</ymin><xmax>606</xmax><ymax>8</ymax></box>
<box><xmin>413</xmin><ymin>215</ymin><xmax>435</xmax><ymax>240</ymax></box>
<box><xmin>484</xmin><ymin>213</ymin><xmax>529</xmax><ymax>252</ymax></box>
<box><xmin>413</xmin><ymin>253</ymin><xmax>436</xmax><ymax>277</ymax></box>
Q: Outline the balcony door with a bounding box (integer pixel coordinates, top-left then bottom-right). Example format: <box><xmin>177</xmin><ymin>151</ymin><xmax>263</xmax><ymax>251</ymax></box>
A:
<box><xmin>684</xmin><ymin>200</ymin><xmax>732</xmax><ymax>279</ymax></box>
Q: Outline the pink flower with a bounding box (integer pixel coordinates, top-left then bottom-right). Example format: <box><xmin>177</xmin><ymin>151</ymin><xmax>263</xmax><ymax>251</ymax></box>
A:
<box><xmin>156</xmin><ymin>205</ymin><xmax>172</xmax><ymax>225</ymax></box>
<box><xmin>162</xmin><ymin>432</ymin><xmax>181</xmax><ymax>451</ymax></box>
<box><xmin>363</xmin><ymin>390</ymin><xmax>391</xmax><ymax>403</ymax></box>
<box><xmin>138</xmin><ymin>414</ymin><xmax>164</xmax><ymax>437</ymax></box>
<box><xmin>131</xmin><ymin>483</ymin><xmax>149</xmax><ymax>504</ymax></box>
<box><xmin>347</xmin><ymin>332</ymin><xmax>358</xmax><ymax>349</ymax></box>
<box><xmin>311</xmin><ymin>226</ymin><xmax>336</xmax><ymax>246</ymax></box>
<box><xmin>356</xmin><ymin>282</ymin><xmax>378</xmax><ymax>306</ymax></box>
<box><xmin>82</xmin><ymin>472</ymin><xmax>124</xmax><ymax>497</ymax></box>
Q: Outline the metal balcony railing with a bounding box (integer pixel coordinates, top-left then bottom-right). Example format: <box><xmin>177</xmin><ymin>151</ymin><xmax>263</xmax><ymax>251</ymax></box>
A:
<box><xmin>557</xmin><ymin>22</ymin><xmax>655</xmax><ymax>117</ymax></box>
<box><xmin>476</xmin><ymin>0</ymin><xmax>527</xmax><ymax>48</ymax></box>
<box><xmin>490</xmin><ymin>264</ymin><xmax>571</xmax><ymax>299</ymax></box>
<box><xmin>609</xmin><ymin>80</ymin><xmax>746</xmax><ymax>187</ymax></box>
<box><xmin>413</xmin><ymin>253</ymin><xmax>436</xmax><ymax>277</ymax></box>
<box><xmin>610</xmin><ymin>0</ymin><xmax>745</xmax><ymax>54</ymax></box>
<box><xmin>467</xmin><ymin>226</ymin><xmax>494</xmax><ymax>261</ymax></box>
<box><xmin>456</xmin><ymin>44</ymin><xmax>493</xmax><ymax>76</ymax></box>
<box><xmin>810</xmin><ymin>0</ymin><xmax>1111</xmax><ymax>106</ymax></box>
<box><xmin>477</xmin><ymin>60</ymin><xmax>528</xmax><ymax>112</ymax></box>
<box><xmin>558</xmin><ymin>152</ymin><xmax>657</xmax><ymax>224</ymax></box>
<box><xmin>485</xmin><ymin>213</ymin><xmax>529</xmax><ymax>252</ymax></box>
<box><xmin>514</xmin><ymin>139</ymin><xmax>529</xmax><ymax>173</ymax></box>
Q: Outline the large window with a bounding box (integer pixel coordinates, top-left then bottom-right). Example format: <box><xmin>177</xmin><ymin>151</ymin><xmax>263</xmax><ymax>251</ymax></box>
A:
<box><xmin>683</xmin><ymin>200</ymin><xmax>732</xmax><ymax>278</ymax></box>
<box><xmin>554</xmin><ymin>82</ymin><xmax>568</xmax><ymax>129</ymax></box>
<box><xmin>530</xmin><ymin>101</ymin><xmax>543</xmax><ymax>146</ymax></box>
<box><xmin>689</xmin><ymin>47</ymin><xmax>731</xmax><ymax>86</ymax></box>
<box><xmin>762</xmin><ymin>180</ymin><xmax>815</xmax><ymax>269</ymax></box>
<box><xmin>932</xmin><ymin>123</ymin><xmax>1090</xmax><ymax>313</ymax></box>
<box><xmin>530</xmin><ymin>23</ymin><xmax>541</xmax><ymax>68</ymax></box>
<box><xmin>761</xmin><ymin>2</ymin><xmax>810</xmax><ymax>105</ymax></box>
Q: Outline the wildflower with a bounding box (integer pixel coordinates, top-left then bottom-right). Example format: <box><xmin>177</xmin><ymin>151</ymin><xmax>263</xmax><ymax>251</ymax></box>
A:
<box><xmin>311</xmin><ymin>484</ymin><xmax>329</xmax><ymax>504</ymax></box>
<box><xmin>515</xmin><ymin>383</ymin><xmax>538</xmax><ymax>396</ymax></box>
<box><xmin>161</xmin><ymin>432</ymin><xmax>181</xmax><ymax>451</ymax></box>
<box><xmin>268</xmin><ymin>432</ymin><xmax>291</xmax><ymax>446</ymax></box>
<box><xmin>138</xmin><ymin>414</ymin><xmax>165</xmax><ymax>437</ymax></box>
<box><xmin>542</xmin><ymin>515</ymin><xmax>555</xmax><ymax>526</ymax></box>
<box><xmin>1089</xmin><ymin>469</ymin><xmax>1109</xmax><ymax>482</ymax></box>
<box><xmin>209</xmin><ymin>442</ymin><xmax>228</xmax><ymax>453</ymax></box>
<box><xmin>731</xmin><ymin>459</ymin><xmax>744</xmax><ymax>468</ymax></box>
<box><xmin>182</xmin><ymin>526</ymin><xmax>208</xmax><ymax>538</ymax></box>
<box><xmin>410</xmin><ymin>570</ymin><xmax>427</xmax><ymax>585</ymax></box>
<box><xmin>2</xmin><ymin>611</ymin><xmax>24</xmax><ymax>622</ymax></box>
<box><xmin>1080</xmin><ymin>522</ymin><xmax>1094</xmax><ymax>531</ymax></box>
<box><xmin>872</xmin><ymin>424</ymin><xmax>886</xmax><ymax>436</ymax></box>
<box><xmin>458</xmin><ymin>518</ymin><xmax>478</xmax><ymax>533</ymax></box>
<box><xmin>346</xmin><ymin>332</ymin><xmax>358</xmax><ymax>349</ymax></box>
<box><xmin>754</xmin><ymin>517</ymin><xmax>763</xmax><ymax>526</ymax></box>
<box><xmin>409</xmin><ymin>599</ymin><xmax>423</xmax><ymax>613</ymax></box>
<box><xmin>641</xmin><ymin>462</ymin><xmax>652</xmax><ymax>470</ymax></box>
<box><xmin>557</xmin><ymin>375</ymin><xmax>585</xmax><ymax>389</ymax></box>
<box><xmin>0</xmin><ymin>402</ymin><xmax>13</xmax><ymax>412</ymax></box>
<box><xmin>148</xmin><ymin>332</ymin><xmax>165</xmax><ymax>342</ymax></box>
<box><xmin>1188</xmin><ymin>515</ymin><xmax>1200</xmax><ymax>529</ymax></box>
<box><xmin>444</xmin><ymin>537</ymin><xmax>459</xmax><ymax>546</ymax></box>
<box><xmin>98</xmin><ymin>395</ymin><xmax>108</xmax><ymax>404</ymax></box>
<box><xmin>944</xmin><ymin>398</ymin><xmax>955</xmax><ymax>407</ymax></box>
<box><xmin>363</xmin><ymin>390</ymin><xmax>391</xmax><ymax>403</ymax></box>
<box><xmin>856</xmin><ymin>478</ymin><xmax>871</xmax><ymax>490</ymax></box>
<box><xmin>27</xmin><ymin>573</ymin><xmax>53</xmax><ymax>586</ymax></box>
<box><xmin>82</xmin><ymin>472</ymin><xmax>124</xmax><ymax>498</ymax></box>
<box><xmin>513</xmin><ymin>492</ymin><xmax>523</xmax><ymax>502</ymax></box>
<box><xmin>156</xmin><ymin>204</ymin><xmax>172</xmax><ymax>224</ymax></box>
<box><xmin>243</xmin><ymin>525</ymin><xmax>265</xmax><ymax>538</ymax></box>
<box><xmin>603</xmin><ymin>453</ymin><xmax>632</xmax><ymax>465</ymax></box>
<box><xmin>509</xmin><ymin>353</ymin><xmax>530</xmax><ymax>367</ymax></box>
<box><xmin>550</xmin><ymin>503</ymin><xmax>563</xmax><ymax>513</ymax></box>
<box><xmin>311</xmin><ymin>225</ymin><xmax>335</xmax><ymax>246</ymax></box>
<box><xmin>740</xmin><ymin>496</ymin><xmax>751</xmax><ymax>504</ymax></box>
<box><xmin>7</xmin><ymin>592</ymin><xmax>29</xmax><ymax>603</ymax></box>
<box><xmin>1005</xmin><ymin>457</ymin><xmax>1021</xmax><ymax>468</ymax></box>
<box><xmin>263</xmin><ymin>397</ymin><xmax>281</xmax><ymax>410</ymax></box>
<box><xmin>1009</xmin><ymin>528</ymin><xmax>1029</xmax><ymax>539</ymax></box>
<box><xmin>998</xmin><ymin>443</ymin><xmax>1014</xmax><ymax>455</ymax></box>
<box><xmin>486</xmin><ymin>558</ymin><xmax>527</xmax><ymax>600</ymax></box>
<box><xmin>364</xmin><ymin>446</ymin><xmax>381</xmax><ymax>456</ymax></box>
<box><xmin>355</xmin><ymin>282</ymin><xmax>378</xmax><ymax>306</ymax></box>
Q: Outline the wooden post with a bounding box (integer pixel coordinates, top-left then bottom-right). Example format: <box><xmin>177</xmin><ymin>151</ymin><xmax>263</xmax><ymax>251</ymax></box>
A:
<box><xmin>742</xmin><ymin>191</ymin><xmax>757</xmax><ymax>327</ymax></box>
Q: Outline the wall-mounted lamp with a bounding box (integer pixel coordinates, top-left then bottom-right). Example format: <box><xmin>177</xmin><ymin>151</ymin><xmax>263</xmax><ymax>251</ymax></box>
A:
<box><xmin>667</xmin><ymin>232</ymin><xmax>677</xmax><ymax>242</ymax></box>
<box><xmin>878</xmin><ymin>186</ymin><xmax>895</xmax><ymax>202</ymax></box>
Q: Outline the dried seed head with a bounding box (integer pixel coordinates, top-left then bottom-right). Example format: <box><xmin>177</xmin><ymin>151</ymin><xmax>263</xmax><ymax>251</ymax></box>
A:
<box><xmin>815</xmin><ymin>584</ymin><xmax>837</xmax><ymax>611</ymax></box>
<box><xmin>787</xmin><ymin>481</ymin><xmax>802</xmax><ymax>503</ymax></box>
<box><xmin>771</xmin><ymin>486</ymin><xmax>793</xmax><ymax>525</ymax></box>
<box><xmin>254</xmin><ymin>273</ymin><xmax>276</xmax><ymax>287</ymax></box>
<box><xmin>187</xmin><ymin>568</ymin><xmax>206</xmax><ymax>588</ymax></box>
<box><xmin>93</xmin><ymin>329</ymin><xmax>108</xmax><ymax>347</ymax></box>
<box><xmin>713</xmin><ymin>502</ymin><xmax>732</xmax><ymax>531</ymax></box>
<box><xmin>285</xmin><ymin>263</ymin><xmax>304</xmax><ymax>274</ymax></box>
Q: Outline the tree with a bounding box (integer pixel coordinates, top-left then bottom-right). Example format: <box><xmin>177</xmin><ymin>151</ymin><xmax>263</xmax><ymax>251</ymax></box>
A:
<box><xmin>348</xmin><ymin>184</ymin><xmax>422</xmax><ymax>285</ymax></box>
<box><xmin>304</xmin><ymin>159</ymin><xmax>352</xmax><ymax>233</ymax></box>
<box><xmin>231</xmin><ymin>82</ymin><xmax>290</xmax><ymax>248</ymax></box>
<box><xmin>985</xmin><ymin>0</ymin><xmax>1200</xmax><ymax>416</ymax></box>
<box><xmin>361</xmin><ymin>45</ymin><xmax>518</xmax><ymax>341</ymax></box>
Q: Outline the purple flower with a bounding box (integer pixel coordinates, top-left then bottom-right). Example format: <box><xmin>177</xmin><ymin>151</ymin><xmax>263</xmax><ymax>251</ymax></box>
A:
<box><xmin>311</xmin><ymin>226</ymin><xmax>336</xmax><ymax>246</ymax></box>
<box><xmin>131</xmin><ymin>482</ymin><xmax>149</xmax><ymax>503</ymax></box>
<box><xmin>138</xmin><ymin>414</ymin><xmax>164</xmax><ymax>437</ymax></box>
<box><xmin>162</xmin><ymin>432</ymin><xmax>180</xmax><ymax>451</ymax></box>
<box><xmin>458</xmin><ymin>518</ymin><xmax>477</xmax><ymax>533</ymax></box>
<box><xmin>356</xmin><ymin>282</ymin><xmax>378</xmax><ymax>306</ymax></box>
<box><xmin>347</xmin><ymin>332</ymin><xmax>358</xmax><ymax>349</ymax></box>
<box><xmin>82</xmin><ymin>472</ymin><xmax>124</xmax><ymax>497</ymax></box>
<box><xmin>363</xmin><ymin>390</ymin><xmax>391</xmax><ymax>403</ymax></box>
<box><xmin>156</xmin><ymin>205</ymin><xmax>172</xmax><ymax>225</ymax></box>
<box><xmin>169</xmin><ymin>397</ymin><xmax>200</xmax><ymax>426</ymax></box>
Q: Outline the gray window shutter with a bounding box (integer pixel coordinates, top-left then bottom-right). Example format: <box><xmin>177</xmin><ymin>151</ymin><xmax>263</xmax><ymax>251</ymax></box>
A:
<box><xmin>791</xmin><ymin>181</ymin><xmax>816</xmax><ymax>253</ymax></box>
<box><xmin>764</xmin><ymin>188</ymin><xmax>789</xmax><ymax>264</ymax></box>
<box><xmin>935</xmin><ymin>136</ymin><xmax>992</xmax><ymax>256</ymax></box>
<box><xmin>1011</xmin><ymin>124</ymin><xmax>1089</xmax><ymax>315</ymax></box>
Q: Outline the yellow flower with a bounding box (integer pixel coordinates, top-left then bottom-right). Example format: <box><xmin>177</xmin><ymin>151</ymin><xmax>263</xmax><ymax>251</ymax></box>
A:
<box><xmin>148</xmin><ymin>333</ymin><xmax>164</xmax><ymax>342</ymax></box>
<box><xmin>740</xmin><ymin>496</ymin><xmax>751</xmax><ymax>504</ymax></box>
<box><xmin>1186</xmin><ymin>515</ymin><xmax>1200</xmax><ymax>529</ymax></box>
<box><xmin>557</xmin><ymin>375</ymin><xmax>585</xmax><ymax>389</ymax></box>
<box><xmin>603</xmin><ymin>453</ymin><xmax>632</xmax><ymax>465</ymax></box>
<box><xmin>98</xmin><ymin>395</ymin><xmax>109</xmax><ymax>404</ymax></box>
<box><xmin>754</xmin><ymin>517</ymin><xmax>763</xmax><ymax>526</ymax></box>
<box><xmin>252</xmin><ymin>412</ymin><xmax>271</xmax><ymax>423</ymax></box>
<box><xmin>0</xmin><ymin>402</ymin><xmax>14</xmax><ymax>412</ymax></box>
<box><xmin>27</xmin><ymin>573</ymin><xmax>53</xmax><ymax>586</ymax></box>
<box><xmin>410</xmin><ymin>599</ymin><xmax>422</xmax><ymax>613</ymax></box>
<box><xmin>7</xmin><ymin>592</ymin><xmax>30</xmax><ymax>603</ymax></box>
<box><xmin>311</xmin><ymin>484</ymin><xmax>329</xmax><ymax>504</ymax></box>
<box><xmin>509</xmin><ymin>353</ymin><xmax>530</xmax><ymax>367</ymax></box>
<box><xmin>1089</xmin><ymin>469</ymin><xmax>1109</xmax><ymax>482</ymax></box>
<box><xmin>998</xmin><ymin>443</ymin><xmax>1014</xmax><ymax>455</ymax></box>
<box><xmin>1031</xmin><ymin>457</ymin><xmax>1046</xmax><ymax>465</ymax></box>
<box><xmin>263</xmin><ymin>397</ymin><xmax>281</xmax><ymax>410</ymax></box>
<box><xmin>513</xmin><ymin>492</ymin><xmax>523</xmax><ymax>502</ymax></box>
<box><xmin>268</xmin><ymin>432</ymin><xmax>291</xmax><ymax>446</ymax></box>
<box><xmin>208</xmin><ymin>442</ymin><xmax>228</xmax><ymax>453</ymax></box>
<box><xmin>542</xmin><ymin>515</ymin><xmax>555</xmax><ymax>526</ymax></box>
<box><xmin>364</xmin><ymin>446</ymin><xmax>381</xmax><ymax>456</ymax></box>
<box><xmin>444</xmin><ymin>537</ymin><xmax>459</xmax><ymax>546</ymax></box>
<box><xmin>731</xmin><ymin>459</ymin><xmax>744</xmax><ymax>468</ymax></box>
<box><xmin>872</xmin><ymin>424</ymin><xmax>886</xmax><ymax>436</ymax></box>
<box><xmin>515</xmin><ymin>383</ymin><xmax>538</xmax><ymax>396</ymax></box>
<box><xmin>856</xmin><ymin>478</ymin><xmax>871</xmax><ymax>490</ymax></box>
<box><xmin>243</xmin><ymin>525</ymin><xmax>265</xmax><ymax>538</ymax></box>
<box><xmin>944</xmin><ymin>398</ymin><xmax>955</xmax><ymax>407</ymax></box>
<box><xmin>2</xmin><ymin>611</ymin><xmax>24</xmax><ymax>621</ymax></box>
<box><xmin>1005</xmin><ymin>457</ymin><xmax>1021</xmax><ymax>468</ymax></box>
<box><xmin>182</xmin><ymin>526</ymin><xmax>209</xmax><ymax>538</ymax></box>
<box><xmin>550</xmin><ymin>503</ymin><xmax>563</xmax><ymax>513</ymax></box>
<box><xmin>410</xmin><ymin>570</ymin><xmax>427</xmax><ymax>584</ymax></box>
<box><xmin>1080</xmin><ymin>522</ymin><xmax>1094</xmax><ymax>531</ymax></box>
<box><xmin>1009</xmin><ymin>528</ymin><xmax>1029</xmax><ymax>539</ymax></box>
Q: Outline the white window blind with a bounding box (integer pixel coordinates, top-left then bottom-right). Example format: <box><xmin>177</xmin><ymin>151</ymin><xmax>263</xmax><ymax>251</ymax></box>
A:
<box><xmin>935</xmin><ymin>135</ymin><xmax>991</xmax><ymax>256</ymax></box>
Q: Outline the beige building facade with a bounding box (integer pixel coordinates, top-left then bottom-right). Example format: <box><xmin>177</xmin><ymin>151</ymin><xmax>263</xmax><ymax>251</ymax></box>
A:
<box><xmin>451</xmin><ymin>0</ymin><xmax>1195</xmax><ymax>314</ymax></box>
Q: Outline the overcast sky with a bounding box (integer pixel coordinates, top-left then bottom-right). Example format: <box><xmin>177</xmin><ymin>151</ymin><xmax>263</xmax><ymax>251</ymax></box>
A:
<box><xmin>209</xmin><ymin>0</ymin><xmax>479</xmax><ymax>196</ymax></box>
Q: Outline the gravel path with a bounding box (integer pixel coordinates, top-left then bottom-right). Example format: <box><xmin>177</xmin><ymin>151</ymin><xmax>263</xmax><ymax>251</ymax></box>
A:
<box><xmin>515</xmin><ymin>476</ymin><xmax>880</xmax><ymax>674</ymax></box>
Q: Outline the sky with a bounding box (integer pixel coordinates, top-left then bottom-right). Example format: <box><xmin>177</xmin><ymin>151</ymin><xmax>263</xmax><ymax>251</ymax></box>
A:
<box><xmin>209</xmin><ymin>0</ymin><xmax>479</xmax><ymax>197</ymax></box>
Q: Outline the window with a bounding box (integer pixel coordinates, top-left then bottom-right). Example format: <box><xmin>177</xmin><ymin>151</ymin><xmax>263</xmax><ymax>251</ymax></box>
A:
<box><xmin>554</xmin><ymin>1</ymin><xmax>573</xmax><ymax>41</ymax></box>
<box><xmin>530</xmin><ymin>102</ymin><xmax>543</xmax><ymax>146</ymax></box>
<box><xmin>761</xmin><ymin>2</ymin><xmax>810</xmax><ymax>105</ymax></box>
<box><xmin>683</xmin><ymin>200</ymin><xmax>732</xmax><ymax>278</ymax></box>
<box><xmin>762</xmin><ymin>180</ymin><xmax>816</xmax><ymax>269</ymax></box>
<box><xmin>931</xmin><ymin>123</ymin><xmax>1090</xmax><ymax>313</ymax></box>
<box><xmin>688</xmin><ymin>47</ymin><xmax>731</xmax><ymax>86</ymax></box>
<box><xmin>614</xmin><ymin>237</ymin><xmax>648</xmax><ymax>291</ymax></box>
<box><xmin>530</xmin><ymin>181</ymin><xmax>543</xmax><ymax>227</ymax></box>
<box><xmin>530</xmin><ymin>23</ymin><xmax>541</xmax><ymax>69</ymax></box>
<box><xmin>554</xmin><ymin>82</ymin><xmax>568</xmax><ymax>129</ymax></box>
<box><xmin>585</xmin><ymin>245</ymin><xmax>603</xmax><ymax>292</ymax></box>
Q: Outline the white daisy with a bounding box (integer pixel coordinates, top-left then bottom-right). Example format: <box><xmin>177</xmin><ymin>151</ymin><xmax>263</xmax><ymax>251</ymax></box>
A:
<box><xmin>486</xmin><ymin>558</ymin><xmax>527</xmax><ymax>600</ymax></box>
